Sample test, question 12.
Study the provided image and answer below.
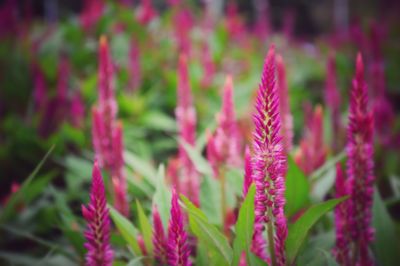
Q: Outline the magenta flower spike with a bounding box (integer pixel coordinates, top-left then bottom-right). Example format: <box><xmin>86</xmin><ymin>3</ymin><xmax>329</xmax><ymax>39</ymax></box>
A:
<box><xmin>251</xmin><ymin>45</ymin><xmax>287</xmax><ymax>266</ymax></box>
<box><xmin>80</xmin><ymin>0</ymin><xmax>104</xmax><ymax>32</ymax></box>
<box><xmin>82</xmin><ymin>161</ymin><xmax>113</xmax><ymax>266</ymax></box>
<box><xmin>325</xmin><ymin>53</ymin><xmax>342</xmax><ymax>153</ymax></box>
<box><xmin>175</xmin><ymin>54</ymin><xmax>199</xmax><ymax>206</ymax></box>
<box><xmin>242</xmin><ymin>146</ymin><xmax>253</xmax><ymax>198</ymax></box>
<box><xmin>173</xmin><ymin>8</ymin><xmax>194</xmax><ymax>54</ymax></box>
<box><xmin>200</xmin><ymin>41</ymin><xmax>215</xmax><ymax>88</ymax></box>
<box><xmin>346</xmin><ymin>53</ymin><xmax>374</xmax><ymax>265</ymax></box>
<box><xmin>167</xmin><ymin>188</ymin><xmax>191</xmax><ymax>266</ymax></box>
<box><xmin>276</xmin><ymin>55</ymin><xmax>293</xmax><ymax>154</ymax></box>
<box><xmin>70</xmin><ymin>91</ymin><xmax>85</xmax><ymax>128</ymax></box>
<box><xmin>206</xmin><ymin>130</ymin><xmax>219</xmax><ymax>177</ymax></box>
<box><xmin>32</xmin><ymin>63</ymin><xmax>47</xmax><ymax>111</ymax></box>
<box><xmin>128</xmin><ymin>39</ymin><xmax>142</xmax><ymax>91</ymax></box>
<box><xmin>333</xmin><ymin>163</ymin><xmax>351</xmax><ymax>266</ymax></box>
<box><xmin>152</xmin><ymin>205</ymin><xmax>168</xmax><ymax>265</ymax></box>
<box><xmin>137</xmin><ymin>0</ymin><xmax>157</xmax><ymax>25</ymax></box>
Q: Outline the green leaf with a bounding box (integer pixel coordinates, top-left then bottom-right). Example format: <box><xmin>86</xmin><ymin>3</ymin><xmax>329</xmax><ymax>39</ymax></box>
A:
<box><xmin>179</xmin><ymin>139</ymin><xmax>214</xmax><ymax>176</ymax></box>
<box><xmin>232</xmin><ymin>185</ymin><xmax>263</xmax><ymax>266</ymax></box>
<box><xmin>124</xmin><ymin>151</ymin><xmax>157</xmax><ymax>187</ymax></box>
<box><xmin>0</xmin><ymin>145</ymin><xmax>54</xmax><ymax>223</ymax></box>
<box><xmin>181</xmin><ymin>195</ymin><xmax>232</xmax><ymax>265</ymax></box>
<box><xmin>285</xmin><ymin>156</ymin><xmax>310</xmax><ymax>218</ymax></box>
<box><xmin>152</xmin><ymin>165</ymin><xmax>171</xmax><ymax>228</ymax></box>
<box><xmin>200</xmin><ymin>175</ymin><xmax>222</xmax><ymax>225</ymax></box>
<box><xmin>286</xmin><ymin>196</ymin><xmax>348</xmax><ymax>265</ymax></box>
<box><xmin>136</xmin><ymin>200</ymin><xmax>154</xmax><ymax>255</ymax></box>
<box><xmin>372</xmin><ymin>188</ymin><xmax>400</xmax><ymax>266</ymax></box>
<box><xmin>109</xmin><ymin>206</ymin><xmax>142</xmax><ymax>256</ymax></box>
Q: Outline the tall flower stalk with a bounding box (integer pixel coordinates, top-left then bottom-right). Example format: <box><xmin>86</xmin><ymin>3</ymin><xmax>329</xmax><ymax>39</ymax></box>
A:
<box><xmin>82</xmin><ymin>161</ymin><xmax>113</xmax><ymax>266</ymax></box>
<box><xmin>167</xmin><ymin>188</ymin><xmax>191</xmax><ymax>266</ymax></box>
<box><xmin>251</xmin><ymin>46</ymin><xmax>287</xmax><ymax>266</ymax></box>
<box><xmin>346</xmin><ymin>53</ymin><xmax>374</xmax><ymax>265</ymax></box>
<box><xmin>153</xmin><ymin>205</ymin><xmax>168</xmax><ymax>265</ymax></box>
<box><xmin>175</xmin><ymin>54</ymin><xmax>199</xmax><ymax>206</ymax></box>
<box><xmin>92</xmin><ymin>36</ymin><xmax>129</xmax><ymax>216</ymax></box>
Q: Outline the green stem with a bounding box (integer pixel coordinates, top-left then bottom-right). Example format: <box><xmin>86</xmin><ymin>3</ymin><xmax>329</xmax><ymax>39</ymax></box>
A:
<box><xmin>267</xmin><ymin>210</ymin><xmax>277</xmax><ymax>266</ymax></box>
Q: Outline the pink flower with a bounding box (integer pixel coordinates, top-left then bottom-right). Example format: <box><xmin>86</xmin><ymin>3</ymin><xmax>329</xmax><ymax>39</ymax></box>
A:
<box><xmin>276</xmin><ymin>55</ymin><xmax>293</xmax><ymax>153</ymax></box>
<box><xmin>167</xmin><ymin>188</ymin><xmax>191</xmax><ymax>266</ymax></box>
<box><xmin>242</xmin><ymin>146</ymin><xmax>253</xmax><ymax>199</ymax></box>
<box><xmin>346</xmin><ymin>53</ymin><xmax>374</xmax><ymax>265</ymax></box>
<box><xmin>70</xmin><ymin>91</ymin><xmax>85</xmax><ymax>128</ymax></box>
<box><xmin>128</xmin><ymin>39</ymin><xmax>142</xmax><ymax>91</ymax></box>
<box><xmin>173</xmin><ymin>8</ymin><xmax>193</xmax><ymax>54</ymax></box>
<box><xmin>175</xmin><ymin>54</ymin><xmax>199</xmax><ymax>206</ymax></box>
<box><xmin>137</xmin><ymin>0</ymin><xmax>157</xmax><ymax>25</ymax></box>
<box><xmin>207</xmin><ymin>75</ymin><xmax>242</xmax><ymax>177</ymax></box>
<box><xmin>153</xmin><ymin>205</ymin><xmax>168</xmax><ymax>264</ymax></box>
<box><xmin>333</xmin><ymin>163</ymin><xmax>351</xmax><ymax>266</ymax></box>
<box><xmin>251</xmin><ymin>45</ymin><xmax>287</xmax><ymax>265</ymax></box>
<box><xmin>79</xmin><ymin>0</ymin><xmax>104</xmax><ymax>32</ymax></box>
<box><xmin>200</xmin><ymin>41</ymin><xmax>215</xmax><ymax>88</ymax></box>
<box><xmin>82</xmin><ymin>161</ymin><xmax>113</xmax><ymax>266</ymax></box>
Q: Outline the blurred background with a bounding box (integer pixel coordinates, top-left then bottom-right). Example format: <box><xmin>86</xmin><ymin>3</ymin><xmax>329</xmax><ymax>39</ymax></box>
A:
<box><xmin>0</xmin><ymin>0</ymin><xmax>399</xmax><ymax>264</ymax></box>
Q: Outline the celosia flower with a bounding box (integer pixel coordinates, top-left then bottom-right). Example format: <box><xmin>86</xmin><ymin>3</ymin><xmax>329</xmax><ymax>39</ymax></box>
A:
<box><xmin>173</xmin><ymin>7</ymin><xmax>193</xmax><ymax>54</ymax></box>
<box><xmin>128</xmin><ymin>39</ymin><xmax>142</xmax><ymax>91</ymax></box>
<box><xmin>82</xmin><ymin>161</ymin><xmax>113</xmax><ymax>266</ymax></box>
<box><xmin>276</xmin><ymin>55</ymin><xmax>293</xmax><ymax>154</ymax></box>
<box><xmin>32</xmin><ymin>63</ymin><xmax>47</xmax><ymax>111</ymax></box>
<box><xmin>167</xmin><ymin>188</ymin><xmax>191</xmax><ymax>266</ymax></box>
<box><xmin>346</xmin><ymin>53</ymin><xmax>374</xmax><ymax>265</ymax></box>
<box><xmin>333</xmin><ymin>163</ymin><xmax>350</xmax><ymax>266</ymax></box>
<box><xmin>242</xmin><ymin>146</ymin><xmax>253</xmax><ymax>198</ymax></box>
<box><xmin>207</xmin><ymin>76</ymin><xmax>242</xmax><ymax>177</ymax></box>
<box><xmin>200</xmin><ymin>41</ymin><xmax>215</xmax><ymax>88</ymax></box>
<box><xmin>225</xmin><ymin>2</ymin><xmax>246</xmax><ymax>41</ymax></box>
<box><xmin>167</xmin><ymin>156</ymin><xmax>180</xmax><ymax>192</ymax></box>
<box><xmin>137</xmin><ymin>0</ymin><xmax>157</xmax><ymax>25</ymax></box>
<box><xmin>80</xmin><ymin>0</ymin><xmax>104</xmax><ymax>32</ymax></box>
<box><xmin>325</xmin><ymin>53</ymin><xmax>343</xmax><ymax>153</ymax></box>
<box><xmin>175</xmin><ymin>54</ymin><xmax>199</xmax><ymax>206</ymax></box>
<box><xmin>153</xmin><ymin>205</ymin><xmax>168</xmax><ymax>264</ymax></box>
<box><xmin>251</xmin><ymin>45</ymin><xmax>287</xmax><ymax>266</ymax></box>
<box><xmin>294</xmin><ymin>105</ymin><xmax>327</xmax><ymax>175</ymax></box>
<box><xmin>70</xmin><ymin>91</ymin><xmax>85</xmax><ymax>128</ymax></box>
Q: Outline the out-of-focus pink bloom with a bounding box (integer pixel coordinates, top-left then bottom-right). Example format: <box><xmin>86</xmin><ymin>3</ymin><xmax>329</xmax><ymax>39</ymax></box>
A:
<box><xmin>251</xmin><ymin>46</ymin><xmax>287</xmax><ymax>265</ymax></box>
<box><xmin>252</xmin><ymin>0</ymin><xmax>270</xmax><ymax>41</ymax></box>
<box><xmin>175</xmin><ymin>54</ymin><xmax>199</xmax><ymax>206</ymax></box>
<box><xmin>333</xmin><ymin>163</ymin><xmax>351</xmax><ymax>266</ymax></box>
<box><xmin>92</xmin><ymin>37</ymin><xmax>128</xmax><ymax>217</ymax></box>
<box><xmin>173</xmin><ymin>7</ymin><xmax>194</xmax><ymax>54</ymax></box>
<box><xmin>80</xmin><ymin>0</ymin><xmax>104</xmax><ymax>32</ymax></box>
<box><xmin>128</xmin><ymin>39</ymin><xmax>142</xmax><ymax>92</ymax></box>
<box><xmin>276</xmin><ymin>55</ymin><xmax>293</xmax><ymax>154</ymax></box>
<box><xmin>153</xmin><ymin>205</ymin><xmax>168</xmax><ymax>264</ymax></box>
<box><xmin>242</xmin><ymin>146</ymin><xmax>253</xmax><ymax>199</ymax></box>
<box><xmin>166</xmin><ymin>156</ymin><xmax>180</xmax><ymax>192</ymax></box>
<box><xmin>32</xmin><ymin>63</ymin><xmax>48</xmax><ymax>112</ymax></box>
<box><xmin>346</xmin><ymin>53</ymin><xmax>374</xmax><ymax>266</ymax></box>
<box><xmin>137</xmin><ymin>234</ymin><xmax>148</xmax><ymax>256</ymax></box>
<box><xmin>82</xmin><ymin>161</ymin><xmax>113</xmax><ymax>266</ymax></box>
<box><xmin>225</xmin><ymin>2</ymin><xmax>246</xmax><ymax>41</ymax></box>
<box><xmin>207</xmin><ymin>76</ymin><xmax>242</xmax><ymax>177</ymax></box>
<box><xmin>56</xmin><ymin>56</ymin><xmax>70</xmax><ymax>107</ymax></box>
<box><xmin>206</xmin><ymin>130</ymin><xmax>220</xmax><ymax>177</ymax></box>
<box><xmin>200</xmin><ymin>41</ymin><xmax>215</xmax><ymax>88</ymax></box>
<box><xmin>167</xmin><ymin>188</ymin><xmax>191</xmax><ymax>266</ymax></box>
<box><xmin>325</xmin><ymin>53</ymin><xmax>343</xmax><ymax>153</ymax></box>
<box><xmin>70</xmin><ymin>91</ymin><xmax>85</xmax><ymax>128</ymax></box>
<box><xmin>282</xmin><ymin>9</ymin><xmax>295</xmax><ymax>41</ymax></box>
<box><xmin>137</xmin><ymin>0</ymin><xmax>157</xmax><ymax>25</ymax></box>
<box><xmin>294</xmin><ymin>105</ymin><xmax>327</xmax><ymax>175</ymax></box>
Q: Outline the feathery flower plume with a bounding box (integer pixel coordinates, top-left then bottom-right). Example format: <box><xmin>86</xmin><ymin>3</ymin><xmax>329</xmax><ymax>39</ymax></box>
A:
<box><xmin>325</xmin><ymin>53</ymin><xmax>343</xmax><ymax>153</ymax></box>
<box><xmin>173</xmin><ymin>7</ymin><xmax>194</xmax><ymax>54</ymax></box>
<box><xmin>346</xmin><ymin>53</ymin><xmax>374</xmax><ymax>265</ymax></box>
<box><xmin>137</xmin><ymin>0</ymin><xmax>157</xmax><ymax>25</ymax></box>
<box><xmin>294</xmin><ymin>105</ymin><xmax>327</xmax><ymax>175</ymax></box>
<box><xmin>206</xmin><ymin>130</ymin><xmax>220</xmax><ymax>177</ymax></box>
<box><xmin>200</xmin><ymin>41</ymin><xmax>215</xmax><ymax>88</ymax></box>
<box><xmin>70</xmin><ymin>91</ymin><xmax>85</xmax><ymax>128</ymax></box>
<box><xmin>153</xmin><ymin>205</ymin><xmax>168</xmax><ymax>265</ymax></box>
<box><xmin>207</xmin><ymin>75</ymin><xmax>242</xmax><ymax>177</ymax></box>
<box><xmin>32</xmin><ymin>63</ymin><xmax>47</xmax><ymax>111</ymax></box>
<box><xmin>128</xmin><ymin>39</ymin><xmax>142</xmax><ymax>91</ymax></box>
<box><xmin>80</xmin><ymin>0</ymin><xmax>104</xmax><ymax>32</ymax></box>
<box><xmin>251</xmin><ymin>46</ymin><xmax>287</xmax><ymax>265</ymax></box>
<box><xmin>92</xmin><ymin>36</ymin><xmax>128</xmax><ymax>217</ymax></box>
<box><xmin>242</xmin><ymin>146</ymin><xmax>253</xmax><ymax>198</ymax></box>
<box><xmin>82</xmin><ymin>161</ymin><xmax>113</xmax><ymax>266</ymax></box>
<box><xmin>333</xmin><ymin>163</ymin><xmax>350</xmax><ymax>266</ymax></box>
<box><xmin>225</xmin><ymin>2</ymin><xmax>246</xmax><ymax>41</ymax></box>
<box><xmin>175</xmin><ymin>54</ymin><xmax>199</xmax><ymax>206</ymax></box>
<box><xmin>167</xmin><ymin>188</ymin><xmax>191</xmax><ymax>266</ymax></box>
<box><xmin>276</xmin><ymin>55</ymin><xmax>293</xmax><ymax>153</ymax></box>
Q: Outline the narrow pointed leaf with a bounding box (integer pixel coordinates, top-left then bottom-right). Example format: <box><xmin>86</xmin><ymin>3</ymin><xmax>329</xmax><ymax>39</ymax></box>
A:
<box><xmin>152</xmin><ymin>165</ymin><xmax>171</xmax><ymax>228</ymax></box>
<box><xmin>136</xmin><ymin>200</ymin><xmax>154</xmax><ymax>255</ymax></box>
